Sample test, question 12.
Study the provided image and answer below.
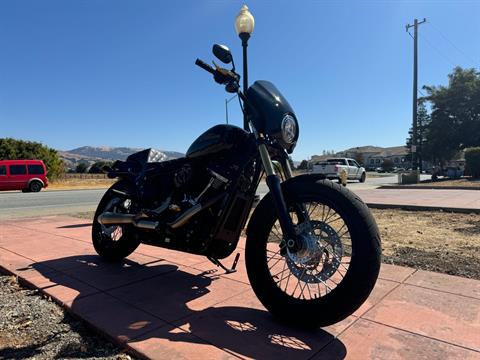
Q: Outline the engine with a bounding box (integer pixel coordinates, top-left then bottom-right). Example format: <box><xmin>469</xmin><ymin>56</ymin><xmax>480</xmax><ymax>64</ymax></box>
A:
<box><xmin>136</xmin><ymin>158</ymin><xmax>231</xmax><ymax>225</ymax></box>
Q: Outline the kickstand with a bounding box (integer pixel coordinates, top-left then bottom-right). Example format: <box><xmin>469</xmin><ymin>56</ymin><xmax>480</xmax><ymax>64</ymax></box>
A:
<box><xmin>207</xmin><ymin>253</ymin><xmax>240</xmax><ymax>274</ymax></box>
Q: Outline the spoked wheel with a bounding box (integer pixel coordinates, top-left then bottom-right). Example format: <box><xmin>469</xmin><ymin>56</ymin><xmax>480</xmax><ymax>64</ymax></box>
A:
<box><xmin>92</xmin><ymin>181</ymin><xmax>140</xmax><ymax>261</ymax></box>
<box><xmin>246</xmin><ymin>179</ymin><xmax>381</xmax><ymax>328</ymax></box>
<box><xmin>267</xmin><ymin>215</ymin><xmax>351</xmax><ymax>301</ymax></box>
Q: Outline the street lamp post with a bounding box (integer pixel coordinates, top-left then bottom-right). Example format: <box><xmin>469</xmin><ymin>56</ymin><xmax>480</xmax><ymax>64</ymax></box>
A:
<box><xmin>235</xmin><ymin>5</ymin><xmax>255</xmax><ymax>131</ymax></box>
<box><xmin>225</xmin><ymin>94</ymin><xmax>237</xmax><ymax>124</ymax></box>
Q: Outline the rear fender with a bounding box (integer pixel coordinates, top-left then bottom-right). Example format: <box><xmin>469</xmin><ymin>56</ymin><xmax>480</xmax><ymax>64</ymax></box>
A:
<box><xmin>107</xmin><ymin>160</ymin><xmax>142</xmax><ymax>179</ymax></box>
<box><xmin>27</xmin><ymin>178</ymin><xmax>45</xmax><ymax>187</ymax></box>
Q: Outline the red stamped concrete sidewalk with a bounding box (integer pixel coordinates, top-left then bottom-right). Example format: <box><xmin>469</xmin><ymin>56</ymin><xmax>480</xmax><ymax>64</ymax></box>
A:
<box><xmin>354</xmin><ymin>188</ymin><xmax>480</xmax><ymax>212</ymax></box>
<box><xmin>1</xmin><ymin>216</ymin><xmax>479</xmax><ymax>359</ymax></box>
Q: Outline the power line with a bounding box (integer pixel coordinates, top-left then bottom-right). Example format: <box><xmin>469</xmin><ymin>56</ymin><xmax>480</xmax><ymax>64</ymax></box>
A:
<box><xmin>420</xmin><ymin>31</ymin><xmax>458</xmax><ymax>67</ymax></box>
<box><xmin>428</xmin><ymin>21</ymin><xmax>478</xmax><ymax>67</ymax></box>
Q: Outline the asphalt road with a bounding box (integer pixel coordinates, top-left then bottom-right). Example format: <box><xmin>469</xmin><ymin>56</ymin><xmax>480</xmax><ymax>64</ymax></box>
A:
<box><xmin>0</xmin><ymin>173</ymin><xmax>427</xmax><ymax>220</ymax></box>
<box><xmin>0</xmin><ymin>189</ymin><xmax>107</xmax><ymax>219</ymax></box>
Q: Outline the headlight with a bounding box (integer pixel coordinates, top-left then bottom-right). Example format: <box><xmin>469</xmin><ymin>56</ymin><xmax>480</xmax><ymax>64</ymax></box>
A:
<box><xmin>281</xmin><ymin>114</ymin><xmax>297</xmax><ymax>144</ymax></box>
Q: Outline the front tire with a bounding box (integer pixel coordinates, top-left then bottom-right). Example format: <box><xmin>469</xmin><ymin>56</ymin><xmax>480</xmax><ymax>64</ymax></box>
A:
<box><xmin>245</xmin><ymin>179</ymin><xmax>381</xmax><ymax>328</ymax></box>
<box><xmin>92</xmin><ymin>180</ymin><xmax>140</xmax><ymax>262</ymax></box>
<box><xmin>29</xmin><ymin>181</ymin><xmax>43</xmax><ymax>192</ymax></box>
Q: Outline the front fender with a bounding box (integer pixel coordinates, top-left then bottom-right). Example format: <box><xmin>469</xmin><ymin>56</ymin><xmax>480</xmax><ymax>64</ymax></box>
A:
<box><xmin>246</xmin><ymin>174</ymin><xmax>326</xmax><ymax>238</ymax></box>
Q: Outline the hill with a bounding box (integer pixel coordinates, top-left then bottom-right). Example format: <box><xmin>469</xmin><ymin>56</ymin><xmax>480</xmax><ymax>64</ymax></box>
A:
<box><xmin>59</xmin><ymin>146</ymin><xmax>184</xmax><ymax>170</ymax></box>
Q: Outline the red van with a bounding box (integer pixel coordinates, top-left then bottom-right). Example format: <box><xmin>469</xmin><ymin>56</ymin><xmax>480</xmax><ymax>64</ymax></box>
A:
<box><xmin>0</xmin><ymin>160</ymin><xmax>49</xmax><ymax>192</ymax></box>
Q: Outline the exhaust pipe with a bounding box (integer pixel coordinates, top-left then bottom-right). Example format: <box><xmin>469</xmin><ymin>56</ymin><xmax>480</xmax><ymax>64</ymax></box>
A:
<box><xmin>167</xmin><ymin>204</ymin><xmax>202</xmax><ymax>229</ymax></box>
<box><xmin>167</xmin><ymin>192</ymin><xmax>226</xmax><ymax>229</ymax></box>
<box><xmin>98</xmin><ymin>213</ymin><xmax>135</xmax><ymax>225</ymax></box>
<box><xmin>98</xmin><ymin>192</ymin><xmax>226</xmax><ymax>231</ymax></box>
<box><xmin>98</xmin><ymin>213</ymin><xmax>158</xmax><ymax>230</ymax></box>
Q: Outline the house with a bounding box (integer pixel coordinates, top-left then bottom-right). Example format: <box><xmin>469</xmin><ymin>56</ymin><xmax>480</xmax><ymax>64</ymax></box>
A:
<box><xmin>310</xmin><ymin>145</ymin><xmax>411</xmax><ymax>170</ymax></box>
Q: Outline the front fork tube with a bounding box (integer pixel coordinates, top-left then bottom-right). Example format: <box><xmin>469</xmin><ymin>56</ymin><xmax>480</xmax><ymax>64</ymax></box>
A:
<box><xmin>258</xmin><ymin>144</ymin><xmax>298</xmax><ymax>251</ymax></box>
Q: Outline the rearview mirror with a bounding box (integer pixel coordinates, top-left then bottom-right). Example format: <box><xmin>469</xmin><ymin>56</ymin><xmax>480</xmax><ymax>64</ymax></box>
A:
<box><xmin>212</xmin><ymin>44</ymin><xmax>233</xmax><ymax>64</ymax></box>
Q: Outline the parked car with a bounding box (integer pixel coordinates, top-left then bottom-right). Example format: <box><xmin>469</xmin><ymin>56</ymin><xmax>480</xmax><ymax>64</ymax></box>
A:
<box><xmin>312</xmin><ymin>158</ymin><xmax>366</xmax><ymax>182</ymax></box>
<box><xmin>0</xmin><ymin>160</ymin><xmax>48</xmax><ymax>192</ymax></box>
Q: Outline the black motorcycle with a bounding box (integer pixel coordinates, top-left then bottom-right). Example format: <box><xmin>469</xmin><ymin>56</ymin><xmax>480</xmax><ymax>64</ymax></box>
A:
<box><xmin>92</xmin><ymin>44</ymin><xmax>381</xmax><ymax>328</ymax></box>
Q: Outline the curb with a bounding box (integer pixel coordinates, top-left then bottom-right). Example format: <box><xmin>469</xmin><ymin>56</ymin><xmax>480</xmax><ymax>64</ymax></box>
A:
<box><xmin>0</xmin><ymin>264</ymin><xmax>148</xmax><ymax>360</ymax></box>
<box><xmin>378</xmin><ymin>185</ymin><xmax>480</xmax><ymax>191</ymax></box>
<box><xmin>366</xmin><ymin>203</ymin><xmax>480</xmax><ymax>214</ymax></box>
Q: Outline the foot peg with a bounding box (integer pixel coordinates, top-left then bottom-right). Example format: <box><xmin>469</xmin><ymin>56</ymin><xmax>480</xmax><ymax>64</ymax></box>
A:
<box><xmin>207</xmin><ymin>253</ymin><xmax>240</xmax><ymax>274</ymax></box>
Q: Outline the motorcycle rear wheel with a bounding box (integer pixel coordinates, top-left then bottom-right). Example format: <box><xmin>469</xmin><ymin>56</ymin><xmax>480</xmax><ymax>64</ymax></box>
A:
<box><xmin>92</xmin><ymin>180</ymin><xmax>140</xmax><ymax>261</ymax></box>
<box><xmin>245</xmin><ymin>179</ymin><xmax>381</xmax><ymax>328</ymax></box>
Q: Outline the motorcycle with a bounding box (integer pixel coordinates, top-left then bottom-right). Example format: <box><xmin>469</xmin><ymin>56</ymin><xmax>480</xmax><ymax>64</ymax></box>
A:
<box><xmin>92</xmin><ymin>43</ymin><xmax>381</xmax><ymax>328</ymax></box>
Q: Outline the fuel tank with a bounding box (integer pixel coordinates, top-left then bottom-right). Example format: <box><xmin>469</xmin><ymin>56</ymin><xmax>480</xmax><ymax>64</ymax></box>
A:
<box><xmin>186</xmin><ymin>124</ymin><xmax>253</xmax><ymax>159</ymax></box>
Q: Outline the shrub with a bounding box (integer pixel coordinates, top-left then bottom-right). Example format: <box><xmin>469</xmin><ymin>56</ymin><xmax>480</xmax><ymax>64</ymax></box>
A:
<box><xmin>465</xmin><ymin>147</ymin><xmax>480</xmax><ymax>178</ymax></box>
<box><xmin>75</xmin><ymin>163</ymin><xmax>89</xmax><ymax>174</ymax></box>
<box><xmin>88</xmin><ymin>161</ymin><xmax>112</xmax><ymax>174</ymax></box>
<box><xmin>0</xmin><ymin>138</ymin><xmax>65</xmax><ymax>180</ymax></box>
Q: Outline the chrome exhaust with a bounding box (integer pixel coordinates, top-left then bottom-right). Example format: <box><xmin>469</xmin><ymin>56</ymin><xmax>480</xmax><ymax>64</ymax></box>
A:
<box><xmin>98</xmin><ymin>213</ymin><xmax>158</xmax><ymax>230</ymax></box>
<box><xmin>98</xmin><ymin>213</ymin><xmax>135</xmax><ymax>225</ymax></box>
<box><xmin>98</xmin><ymin>192</ymin><xmax>225</xmax><ymax>231</ymax></box>
<box><xmin>167</xmin><ymin>192</ymin><xmax>226</xmax><ymax>229</ymax></box>
<box><xmin>167</xmin><ymin>204</ymin><xmax>202</xmax><ymax>229</ymax></box>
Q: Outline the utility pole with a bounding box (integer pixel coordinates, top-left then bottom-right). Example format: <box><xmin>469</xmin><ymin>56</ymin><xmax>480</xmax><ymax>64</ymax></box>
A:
<box><xmin>225</xmin><ymin>94</ymin><xmax>237</xmax><ymax>124</ymax></box>
<box><xmin>406</xmin><ymin>18</ymin><xmax>426</xmax><ymax>174</ymax></box>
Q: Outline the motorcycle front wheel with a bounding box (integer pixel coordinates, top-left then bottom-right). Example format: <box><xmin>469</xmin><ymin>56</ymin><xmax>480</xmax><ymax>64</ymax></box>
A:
<box><xmin>245</xmin><ymin>179</ymin><xmax>381</xmax><ymax>328</ymax></box>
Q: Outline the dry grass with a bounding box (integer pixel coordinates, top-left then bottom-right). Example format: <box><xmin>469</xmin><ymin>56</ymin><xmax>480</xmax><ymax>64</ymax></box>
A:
<box><xmin>371</xmin><ymin>208</ymin><xmax>480</xmax><ymax>279</ymax></box>
<box><xmin>413</xmin><ymin>178</ymin><xmax>480</xmax><ymax>188</ymax></box>
<box><xmin>47</xmin><ymin>178</ymin><xmax>115</xmax><ymax>191</ymax></box>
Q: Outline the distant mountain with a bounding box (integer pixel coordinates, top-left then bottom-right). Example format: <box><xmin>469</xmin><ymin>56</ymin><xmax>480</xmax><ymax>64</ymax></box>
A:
<box><xmin>59</xmin><ymin>146</ymin><xmax>184</xmax><ymax>170</ymax></box>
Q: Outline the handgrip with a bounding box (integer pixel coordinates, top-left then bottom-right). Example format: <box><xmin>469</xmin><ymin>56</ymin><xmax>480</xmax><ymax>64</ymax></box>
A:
<box><xmin>195</xmin><ymin>59</ymin><xmax>215</xmax><ymax>74</ymax></box>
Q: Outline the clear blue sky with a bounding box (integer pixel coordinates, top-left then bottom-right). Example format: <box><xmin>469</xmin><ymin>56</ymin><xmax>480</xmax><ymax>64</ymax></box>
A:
<box><xmin>1</xmin><ymin>1</ymin><xmax>479</xmax><ymax>161</ymax></box>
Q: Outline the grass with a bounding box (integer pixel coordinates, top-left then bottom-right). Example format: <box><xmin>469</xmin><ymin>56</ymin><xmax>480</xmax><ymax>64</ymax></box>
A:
<box><xmin>372</xmin><ymin>208</ymin><xmax>480</xmax><ymax>279</ymax></box>
<box><xmin>47</xmin><ymin>178</ymin><xmax>115</xmax><ymax>191</ymax></box>
<box><xmin>413</xmin><ymin>177</ymin><xmax>480</xmax><ymax>188</ymax></box>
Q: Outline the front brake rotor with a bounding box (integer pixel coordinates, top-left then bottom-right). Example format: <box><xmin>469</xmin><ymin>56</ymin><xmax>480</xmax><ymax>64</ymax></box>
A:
<box><xmin>286</xmin><ymin>220</ymin><xmax>343</xmax><ymax>283</ymax></box>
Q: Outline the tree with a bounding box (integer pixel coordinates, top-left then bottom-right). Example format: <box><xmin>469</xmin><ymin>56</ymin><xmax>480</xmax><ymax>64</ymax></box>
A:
<box><xmin>382</xmin><ymin>159</ymin><xmax>394</xmax><ymax>171</ymax></box>
<box><xmin>88</xmin><ymin>161</ymin><xmax>112</xmax><ymax>174</ymax></box>
<box><xmin>0</xmin><ymin>138</ymin><xmax>65</xmax><ymax>180</ymax></box>
<box><xmin>420</xmin><ymin>67</ymin><xmax>480</xmax><ymax>164</ymax></box>
<box><xmin>76</xmin><ymin>163</ymin><xmax>88</xmax><ymax>173</ymax></box>
<box><xmin>406</xmin><ymin>101</ymin><xmax>431</xmax><ymax>170</ymax></box>
<box><xmin>353</xmin><ymin>151</ymin><xmax>364</xmax><ymax>166</ymax></box>
<box><xmin>465</xmin><ymin>147</ymin><xmax>480</xmax><ymax>178</ymax></box>
<box><xmin>298</xmin><ymin>160</ymin><xmax>309</xmax><ymax>170</ymax></box>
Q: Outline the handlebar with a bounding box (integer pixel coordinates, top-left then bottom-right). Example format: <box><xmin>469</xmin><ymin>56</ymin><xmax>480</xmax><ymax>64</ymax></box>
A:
<box><xmin>195</xmin><ymin>59</ymin><xmax>215</xmax><ymax>75</ymax></box>
<box><xmin>195</xmin><ymin>58</ymin><xmax>240</xmax><ymax>94</ymax></box>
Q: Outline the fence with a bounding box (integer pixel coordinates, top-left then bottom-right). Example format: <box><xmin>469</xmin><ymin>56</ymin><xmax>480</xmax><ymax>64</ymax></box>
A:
<box><xmin>58</xmin><ymin>173</ymin><xmax>108</xmax><ymax>180</ymax></box>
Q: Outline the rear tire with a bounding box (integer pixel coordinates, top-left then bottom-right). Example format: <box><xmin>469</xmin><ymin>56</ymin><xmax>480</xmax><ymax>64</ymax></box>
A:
<box><xmin>92</xmin><ymin>180</ymin><xmax>140</xmax><ymax>262</ymax></box>
<box><xmin>359</xmin><ymin>172</ymin><xmax>366</xmax><ymax>183</ymax></box>
<box><xmin>29</xmin><ymin>181</ymin><xmax>42</xmax><ymax>192</ymax></box>
<box><xmin>245</xmin><ymin>179</ymin><xmax>381</xmax><ymax>328</ymax></box>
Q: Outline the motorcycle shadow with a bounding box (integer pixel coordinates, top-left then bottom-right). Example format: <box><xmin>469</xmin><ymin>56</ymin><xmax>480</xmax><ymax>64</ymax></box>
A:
<box><xmin>32</xmin><ymin>255</ymin><xmax>347</xmax><ymax>359</ymax></box>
